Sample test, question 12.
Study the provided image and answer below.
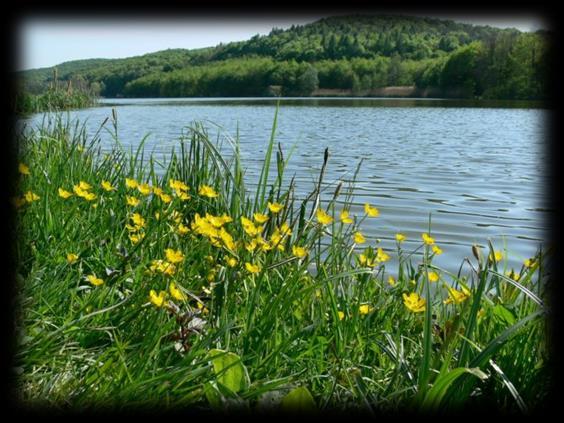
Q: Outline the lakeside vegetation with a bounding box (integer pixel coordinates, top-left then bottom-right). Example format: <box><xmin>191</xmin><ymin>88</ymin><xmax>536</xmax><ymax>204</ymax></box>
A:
<box><xmin>13</xmin><ymin>110</ymin><xmax>551</xmax><ymax>412</ymax></box>
<box><xmin>14</xmin><ymin>69</ymin><xmax>98</xmax><ymax>115</ymax></box>
<box><xmin>17</xmin><ymin>15</ymin><xmax>550</xmax><ymax>102</ymax></box>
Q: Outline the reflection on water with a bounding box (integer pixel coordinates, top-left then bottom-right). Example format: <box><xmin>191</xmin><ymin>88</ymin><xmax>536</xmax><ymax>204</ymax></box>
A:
<box><xmin>19</xmin><ymin>98</ymin><xmax>551</xmax><ymax>275</ymax></box>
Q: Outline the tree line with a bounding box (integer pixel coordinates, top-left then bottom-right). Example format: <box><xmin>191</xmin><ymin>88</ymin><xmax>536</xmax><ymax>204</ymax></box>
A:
<box><xmin>17</xmin><ymin>15</ymin><xmax>551</xmax><ymax>101</ymax></box>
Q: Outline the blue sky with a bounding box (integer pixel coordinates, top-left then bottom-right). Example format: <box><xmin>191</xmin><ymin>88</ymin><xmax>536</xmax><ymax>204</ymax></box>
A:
<box><xmin>18</xmin><ymin>13</ymin><xmax>548</xmax><ymax>71</ymax></box>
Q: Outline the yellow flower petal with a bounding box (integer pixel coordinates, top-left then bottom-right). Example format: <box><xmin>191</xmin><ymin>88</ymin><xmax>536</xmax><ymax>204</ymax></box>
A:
<box><xmin>19</xmin><ymin>163</ymin><xmax>30</xmax><ymax>175</ymax></box>
<box><xmin>364</xmin><ymin>203</ymin><xmax>379</xmax><ymax>217</ymax></box>
<box><xmin>353</xmin><ymin>232</ymin><xmax>366</xmax><ymax>244</ymax></box>
<box><xmin>245</xmin><ymin>262</ymin><xmax>261</xmax><ymax>274</ymax></box>
<box><xmin>267</xmin><ymin>201</ymin><xmax>283</xmax><ymax>213</ymax></box>
<box><xmin>198</xmin><ymin>185</ymin><xmax>219</xmax><ymax>198</ymax></box>
<box><xmin>316</xmin><ymin>208</ymin><xmax>333</xmax><ymax>225</ymax></box>
<box><xmin>403</xmin><ymin>292</ymin><xmax>426</xmax><ymax>313</ymax></box>
<box><xmin>165</xmin><ymin>248</ymin><xmax>184</xmax><ymax>264</ymax></box>
<box><xmin>86</xmin><ymin>274</ymin><xmax>104</xmax><ymax>286</ymax></box>
<box><xmin>58</xmin><ymin>188</ymin><xmax>73</xmax><ymax>199</ymax></box>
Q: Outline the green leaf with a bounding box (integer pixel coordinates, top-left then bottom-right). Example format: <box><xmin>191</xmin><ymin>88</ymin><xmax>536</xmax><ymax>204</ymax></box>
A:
<box><xmin>203</xmin><ymin>381</ymin><xmax>223</xmax><ymax>410</ymax></box>
<box><xmin>421</xmin><ymin>367</ymin><xmax>488</xmax><ymax>410</ymax></box>
<box><xmin>280</xmin><ymin>386</ymin><xmax>316</xmax><ymax>412</ymax></box>
<box><xmin>492</xmin><ymin>304</ymin><xmax>516</xmax><ymax>326</ymax></box>
<box><xmin>208</xmin><ymin>349</ymin><xmax>249</xmax><ymax>394</ymax></box>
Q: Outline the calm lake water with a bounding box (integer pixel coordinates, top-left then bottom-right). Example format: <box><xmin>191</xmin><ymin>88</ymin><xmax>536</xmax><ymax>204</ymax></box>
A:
<box><xmin>20</xmin><ymin>97</ymin><xmax>552</xmax><ymax>275</ymax></box>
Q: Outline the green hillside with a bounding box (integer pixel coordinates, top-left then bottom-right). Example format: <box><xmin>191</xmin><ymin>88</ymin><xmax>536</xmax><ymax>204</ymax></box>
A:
<box><xmin>17</xmin><ymin>14</ymin><xmax>551</xmax><ymax>100</ymax></box>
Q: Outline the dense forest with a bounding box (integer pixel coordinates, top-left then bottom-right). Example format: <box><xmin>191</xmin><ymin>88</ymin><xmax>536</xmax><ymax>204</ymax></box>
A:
<box><xmin>17</xmin><ymin>14</ymin><xmax>551</xmax><ymax>100</ymax></box>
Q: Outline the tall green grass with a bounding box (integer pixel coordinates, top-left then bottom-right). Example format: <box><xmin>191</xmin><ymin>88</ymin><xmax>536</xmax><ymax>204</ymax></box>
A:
<box><xmin>13</xmin><ymin>110</ymin><xmax>551</xmax><ymax>412</ymax></box>
<box><xmin>14</xmin><ymin>87</ymin><xmax>97</xmax><ymax>115</ymax></box>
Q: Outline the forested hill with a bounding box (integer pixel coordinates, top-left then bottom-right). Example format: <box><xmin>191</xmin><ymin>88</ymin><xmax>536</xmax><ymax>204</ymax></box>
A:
<box><xmin>18</xmin><ymin>14</ymin><xmax>551</xmax><ymax>100</ymax></box>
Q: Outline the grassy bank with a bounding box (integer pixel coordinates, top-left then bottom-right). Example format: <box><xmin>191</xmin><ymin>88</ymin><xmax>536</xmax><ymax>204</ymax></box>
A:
<box><xmin>13</xmin><ymin>110</ymin><xmax>551</xmax><ymax>413</ymax></box>
<box><xmin>14</xmin><ymin>87</ymin><xmax>98</xmax><ymax>115</ymax></box>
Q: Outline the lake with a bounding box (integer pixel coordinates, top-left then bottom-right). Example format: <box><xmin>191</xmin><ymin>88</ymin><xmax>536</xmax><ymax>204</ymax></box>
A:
<box><xmin>20</xmin><ymin>97</ymin><xmax>552</xmax><ymax>276</ymax></box>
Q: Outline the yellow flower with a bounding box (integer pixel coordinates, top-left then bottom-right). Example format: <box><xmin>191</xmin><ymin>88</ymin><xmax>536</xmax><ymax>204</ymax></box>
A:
<box><xmin>159</xmin><ymin>193</ymin><xmax>172</xmax><ymax>203</ymax></box>
<box><xmin>353</xmin><ymin>231</ymin><xmax>366</xmax><ymax>244</ymax></box>
<box><xmin>444</xmin><ymin>286</ymin><xmax>471</xmax><ymax>305</ymax></box>
<box><xmin>149</xmin><ymin>289</ymin><xmax>167</xmax><ymax>307</ymax></box>
<box><xmin>489</xmin><ymin>251</ymin><xmax>503</xmax><ymax>263</ymax></box>
<box><xmin>245</xmin><ymin>262</ymin><xmax>261</xmax><ymax>274</ymax></box>
<box><xmin>376</xmin><ymin>247</ymin><xmax>390</xmax><ymax>263</ymax></box>
<box><xmin>66</xmin><ymin>253</ymin><xmax>79</xmax><ymax>264</ymax></box>
<box><xmin>198</xmin><ymin>185</ymin><xmax>219</xmax><ymax>198</ymax></box>
<box><xmin>219</xmin><ymin>227</ymin><xmax>236</xmax><ymax>251</ymax></box>
<box><xmin>337</xmin><ymin>311</ymin><xmax>345</xmax><ymax>321</ymax></box>
<box><xmin>226</xmin><ymin>257</ymin><xmax>238</xmax><ymax>268</ymax></box>
<box><xmin>129</xmin><ymin>232</ymin><xmax>145</xmax><ymax>244</ymax></box>
<box><xmin>137</xmin><ymin>183</ymin><xmax>152</xmax><ymax>196</ymax></box>
<box><xmin>131</xmin><ymin>213</ymin><xmax>146</xmax><ymax>228</ymax></box>
<box><xmin>101</xmin><ymin>180</ymin><xmax>116</xmax><ymax>191</ymax></box>
<box><xmin>165</xmin><ymin>248</ymin><xmax>184</xmax><ymax>264</ymax></box>
<box><xmin>169</xmin><ymin>282</ymin><xmax>186</xmax><ymax>301</ymax></box>
<box><xmin>427</xmin><ymin>271</ymin><xmax>439</xmax><ymax>283</ymax></box>
<box><xmin>253</xmin><ymin>213</ymin><xmax>269</xmax><ymax>224</ymax></box>
<box><xmin>432</xmin><ymin>245</ymin><xmax>443</xmax><ymax>255</ymax></box>
<box><xmin>395</xmin><ymin>233</ymin><xmax>406</xmax><ymax>243</ymax></box>
<box><xmin>388</xmin><ymin>275</ymin><xmax>396</xmax><ymax>286</ymax></box>
<box><xmin>175</xmin><ymin>190</ymin><xmax>191</xmax><ymax>201</ymax></box>
<box><xmin>153</xmin><ymin>187</ymin><xmax>164</xmax><ymax>197</ymax></box>
<box><xmin>245</xmin><ymin>239</ymin><xmax>258</xmax><ymax>252</ymax></box>
<box><xmin>364</xmin><ymin>203</ymin><xmax>380</xmax><ymax>217</ymax></box>
<box><xmin>340</xmin><ymin>210</ymin><xmax>354</xmax><ymax>224</ymax></box>
<box><xmin>24</xmin><ymin>191</ymin><xmax>40</xmax><ymax>203</ymax></box>
<box><xmin>58</xmin><ymin>188</ymin><xmax>73</xmax><ymax>199</ymax></box>
<box><xmin>169</xmin><ymin>179</ymin><xmax>189</xmax><ymax>192</ymax></box>
<box><xmin>421</xmin><ymin>233</ymin><xmax>435</xmax><ymax>245</ymax></box>
<box><xmin>125</xmin><ymin>178</ymin><xmax>138</xmax><ymax>189</ymax></box>
<box><xmin>218</xmin><ymin>213</ymin><xmax>233</xmax><ymax>225</ymax></box>
<box><xmin>292</xmin><ymin>245</ymin><xmax>308</xmax><ymax>259</ymax></box>
<box><xmin>267</xmin><ymin>201</ymin><xmax>283</xmax><ymax>213</ymax></box>
<box><xmin>359</xmin><ymin>253</ymin><xmax>377</xmax><ymax>268</ymax></box>
<box><xmin>316</xmin><ymin>208</ymin><xmax>333</xmax><ymax>225</ymax></box>
<box><xmin>403</xmin><ymin>292</ymin><xmax>426</xmax><ymax>313</ymax></box>
<box><xmin>18</xmin><ymin>163</ymin><xmax>30</xmax><ymax>175</ymax></box>
<box><xmin>78</xmin><ymin>181</ymin><xmax>92</xmax><ymax>191</ymax></box>
<box><xmin>126</xmin><ymin>196</ymin><xmax>140</xmax><ymax>207</ymax></box>
<box><xmin>359</xmin><ymin>304</ymin><xmax>372</xmax><ymax>315</ymax></box>
<box><xmin>73</xmin><ymin>185</ymin><xmax>87</xmax><ymax>197</ymax></box>
<box><xmin>149</xmin><ymin>259</ymin><xmax>176</xmax><ymax>276</ymax></box>
<box><xmin>241</xmin><ymin>216</ymin><xmax>261</xmax><ymax>236</ymax></box>
<box><xmin>505</xmin><ymin>270</ymin><xmax>520</xmax><ymax>281</ymax></box>
<box><xmin>86</xmin><ymin>274</ymin><xmax>104</xmax><ymax>286</ymax></box>
<box><xmin>254</xmin><ymin>237</ymin><xmax>271</xmax><ymax>252</ymax></box>
<box><xmin>524</xmin><ymin>258</ymin><xmax>536</xmax><ymax>268</ymax></box>
<box><xmin>206</xmin><ymin>213</ymin><xmax>227</xmax><ymax>228</ymax></box>
<box><xmin>83</xmin><ymin>192</ymin><xmax>97</xmax><ymax>201</ymax></box>
<box><xmin>279</xmin><ymin>222</ymin><xmax>292</xmax><ymax>236</ymax></box>
<box><xmin>84</xmin><ymin>192</ymin><xmax>96</xmax><ymax>202</ymax></box>
<box><xmin>177</xmin><ymin>223</ymin><xmax>190</xmax><ymax>236</ymax></box>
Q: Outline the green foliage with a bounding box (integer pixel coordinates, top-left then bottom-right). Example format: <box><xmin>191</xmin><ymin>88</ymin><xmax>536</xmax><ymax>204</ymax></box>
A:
<box><xmin>280</xmin><ymin>386</ymin><xmax>316</xmax><ymax>411</ymax></box>
<box><xmin>17</xmin><ymin>15</ymin><xmax>550</xmax><ymax>101</ymax></box>
<box><xmin>14</xmin><ymin>112</ymin><xmax>551</xmax><ymax>411</ymax></box>
<box><xmin>208</xmin><ymin>349</ymin><xmax>249</xmax><ymax>394</ymax></box>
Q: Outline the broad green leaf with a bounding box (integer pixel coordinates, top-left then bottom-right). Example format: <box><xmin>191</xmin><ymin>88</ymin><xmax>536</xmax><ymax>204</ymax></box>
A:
<box><xmin>280</xmin><ymin>386</ymin><xmax>316</xmax><ymax>411</ymax></box>
<box><xmin>208</xmin><ymin>349</ymin><xmax>249</xmax><ymax>393</ymax></box>
<box><xmin>492</xmin><ymin>304</ymin><xmax>516</xmax><ymax>326</ymax></box>
<box><xmin>203</xmin><ymin>381</ymin><xmax>223</xmax><ymax>410</ymax></box>
<box><xmin>422</xmin><ymin>367</ymin><xmax>488</xmax><ymax>410</ymax></box>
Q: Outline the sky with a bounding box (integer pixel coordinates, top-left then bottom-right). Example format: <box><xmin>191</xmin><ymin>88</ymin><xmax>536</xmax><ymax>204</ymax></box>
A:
<box><xmin>17</xmin><ymin>13</ymin><xmax>549</xmax><ymax>71</ymax></box>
